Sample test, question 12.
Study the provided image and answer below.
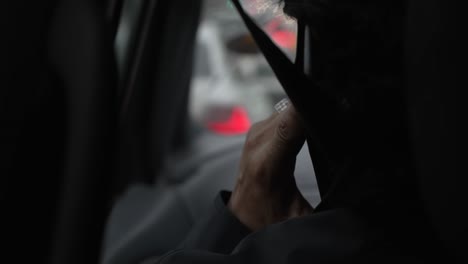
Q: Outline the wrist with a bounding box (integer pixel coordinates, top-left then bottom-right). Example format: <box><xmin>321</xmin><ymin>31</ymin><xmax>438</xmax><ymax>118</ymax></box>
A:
<box><xmin>228</xmin><ymin>190</ymin><xmax>266</xmax><ymax>232</ymax></box>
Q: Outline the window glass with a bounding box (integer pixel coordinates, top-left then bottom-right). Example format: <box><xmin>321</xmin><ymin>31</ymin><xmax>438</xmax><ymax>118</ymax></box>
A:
<box><xmin>194</xmin><ymin>43</ymin><xmax>211</xmax><ymax>77</ymax></box>
<box><xmin>189</xmin><ymin>0</ymin><xmax>296</xmax><ymax>135</ymax></box>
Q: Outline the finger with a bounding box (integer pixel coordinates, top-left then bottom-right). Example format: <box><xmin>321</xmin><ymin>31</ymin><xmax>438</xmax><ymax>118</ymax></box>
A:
<box><xmin>288</xmin><ymin>192</ymin><xmax>314</xmax><ymax>218</ymax></box>
<box><xmin>270</xmin><ymin>106</ymin><xmax>306</xmax><ymax>160</ymax></box>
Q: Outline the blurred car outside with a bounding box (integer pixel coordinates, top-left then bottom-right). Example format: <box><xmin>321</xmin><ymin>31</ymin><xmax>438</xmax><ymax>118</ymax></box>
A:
<box><xmin>189</xmin><ymin>20</ymin><xmax>287</xmax><ymax>134</ymax></box>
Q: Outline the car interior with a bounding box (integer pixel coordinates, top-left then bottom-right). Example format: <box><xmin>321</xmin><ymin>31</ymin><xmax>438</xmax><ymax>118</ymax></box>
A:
<box><xmin>1</xmin><ymin>0</ymin><xmax>465</xmax><ymax>264</ymax></box>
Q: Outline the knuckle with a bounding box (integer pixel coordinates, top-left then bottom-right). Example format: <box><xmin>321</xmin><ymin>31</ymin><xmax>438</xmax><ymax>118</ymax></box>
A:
<box><xmin>275</xmin><ymin>118</ymin><xmax>289</xmax><ymax>143</ymax></box>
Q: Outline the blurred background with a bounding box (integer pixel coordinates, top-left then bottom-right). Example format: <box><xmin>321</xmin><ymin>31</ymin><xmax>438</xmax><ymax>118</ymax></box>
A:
<box><xmin>190</xmin><ymin>0</ymin><xmax>296</xmax><ymax>135</ymax></box>
<box><xmin>115</xmin><ymin>0</ymin><xmax>296</xmax><ymax>136</ymax></box>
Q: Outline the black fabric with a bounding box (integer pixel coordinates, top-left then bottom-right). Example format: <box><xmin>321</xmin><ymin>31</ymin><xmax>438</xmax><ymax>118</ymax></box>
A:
<box><xmin>140</xmin><ymin>192</ymin><xmax>431</xmax><ymax>264</ymax></box>
<box><xmin>406</xmin><ymin>1</ymin><xmax>467</xmax><ymax>262</ymax></box>
<box><xmin>1</xmin><ymin>0</ymin><xmax>117</xmax><ymax>263</ymax></box>
<box><xmin>179</xmin><ymin>192</ymin><xmax>252</xmax><ymax>255</ymax></box>
<box><xmin>48</xmin><ymin>1</ymin><xmax>118</xmax><ymax>263</ymax></box>
<box><xmin>1</xmin><ymin>2</ymin><xmax>64</xmax><ymax>262</ymax></box>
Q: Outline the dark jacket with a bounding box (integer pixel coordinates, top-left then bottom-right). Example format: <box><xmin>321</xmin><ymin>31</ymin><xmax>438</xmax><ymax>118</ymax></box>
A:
<box><xmin>142</xmin><ymin>192</ymin><xmax>430</xmax><ymax>264</ymax></box>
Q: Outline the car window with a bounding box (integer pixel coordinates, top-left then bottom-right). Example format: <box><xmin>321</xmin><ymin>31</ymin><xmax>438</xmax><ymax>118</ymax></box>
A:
<box><xmin>194</xmin><ymin>42</ymin><xmax>211</xmax><ymax>77</ymax></box>
<box><xmin>189</xmin><ymin>0</ymin><xmax>296</xmax><ymax>135</ymax></box>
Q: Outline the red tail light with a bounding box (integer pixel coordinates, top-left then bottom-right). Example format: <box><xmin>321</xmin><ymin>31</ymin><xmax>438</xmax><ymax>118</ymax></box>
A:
<box><xmin>207</xmin><ymin>106</ymin><xmax>251</xmax><ymax>135</ymax></box>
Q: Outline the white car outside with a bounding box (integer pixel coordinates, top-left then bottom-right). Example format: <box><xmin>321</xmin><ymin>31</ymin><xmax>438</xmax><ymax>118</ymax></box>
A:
<box><xmin>189</xmin><ymin>21</ymin><xmax>285</xmax><ymax>124</ymax></box>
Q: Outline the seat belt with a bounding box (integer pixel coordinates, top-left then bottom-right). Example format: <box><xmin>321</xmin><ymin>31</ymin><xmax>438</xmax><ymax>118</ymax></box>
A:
<box><xmin>230</xmin><ymin>0</ymin><xmax>359</xmax><ymax>210</ymax></box>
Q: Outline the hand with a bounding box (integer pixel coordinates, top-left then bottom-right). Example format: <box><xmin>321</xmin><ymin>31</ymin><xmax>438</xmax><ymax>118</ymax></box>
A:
<box><xmin>228</xmin><ymin>104</ymin><xmax>313</xmax><ymax>231</ymax></box>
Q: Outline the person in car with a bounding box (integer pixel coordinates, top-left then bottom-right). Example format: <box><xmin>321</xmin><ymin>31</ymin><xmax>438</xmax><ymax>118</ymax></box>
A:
<box><xmin>142</xmin><ymin>101</ymin><xmax>426</xmax><ymax>264</ymax></box>
<box><xmin>141</xmin><ymin>104</ymin><xmax>327</xmax><ymax>264</ymax></box>
<box><xmin>140</xmin><ymin>0</ymin><xmax>441</xmax><ymax>263</ymax></box>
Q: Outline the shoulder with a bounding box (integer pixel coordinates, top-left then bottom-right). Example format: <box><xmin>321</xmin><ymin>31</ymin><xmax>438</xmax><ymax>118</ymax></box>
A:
<box><xmin>232</xmin><ymin>207</ymin><xmax>421</xmax><ymax>264</ymax></box>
